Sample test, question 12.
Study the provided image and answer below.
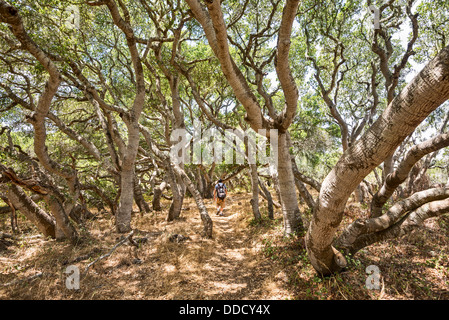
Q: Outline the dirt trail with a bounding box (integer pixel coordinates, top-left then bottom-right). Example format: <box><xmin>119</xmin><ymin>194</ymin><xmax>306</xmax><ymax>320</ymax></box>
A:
<box><xmin>166</xmin><ymin>195</ymin><xmax>280</xmax><ymax>299</ymax></box>
<box><xmin>195</xmin><ymin>213</ymin><xmax>265</xmax><ymax>298</ymax></box>
<box><xmin>2</xmin><ymin>192</ymin><xmax>448</xmax><ymax>300</ymax></box>
<box><xmin>0</xmin><ymin>193</ymin><xmax>290</xmax><ymax>300</ymax></box>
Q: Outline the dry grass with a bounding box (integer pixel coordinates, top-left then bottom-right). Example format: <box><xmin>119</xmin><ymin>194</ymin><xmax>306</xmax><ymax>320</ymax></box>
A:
<box><xmin>0</xmin><ymin>192</ymin><xmax>448</xmax><ymax>300</ymax></box>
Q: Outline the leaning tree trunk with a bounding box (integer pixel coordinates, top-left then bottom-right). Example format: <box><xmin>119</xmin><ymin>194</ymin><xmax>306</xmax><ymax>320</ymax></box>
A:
<box><xmin>305</xmin><ymin>45</ymin><xmax>449</xmax><ymax>275</ymax></box>
<box><xmin>370</xmin><ymin>131</ymin><xmax>449</xmax><ymax>217</ymax></box>
<box><xmin>172</xmin><ymin>164</ymin><xmax>213</xmax><ymax>238</ymax></box>
<box><xmin>337</xmin><ymin>188</ymin><xmax>449</xmax><ymax>255</ymax></box>
<box><xmin>271</xmin><ymin>170</ymin><xmax>283</xmax><ymax>207</ymax></box>
<box><xmin>8</xmin><ymin>185</ymin><xmax>55</xmax><ymax>239</ymax></box>
<box><xmin>45</xmin><ymin>194</ymin><xmax>79</xmax><ymax>243</ymax></box>
<box><xmin>100</xmin><ymin>0</ymin><xmax>146</xmax><ymax>233</ymax></box>
<box><xmin>195</xmin><ymin>167</ymin><xmax>204</xmax><ymax>196</ymax></box>
<box><xmin>0</xmin><ymin>3</ymin><xmax>81</xmax><ymax>242</ymax></box>
<box><xmin>198</xmin><ymin>165</ymin><xmax>215</xmax><ymax>199</ymax></box>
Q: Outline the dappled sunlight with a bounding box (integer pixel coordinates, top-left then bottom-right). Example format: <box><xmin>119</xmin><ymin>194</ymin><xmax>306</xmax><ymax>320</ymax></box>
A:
<box><xmin>1</xmin><ymin>192</ymin><xmax>448</xmax><ymax>300</ymax></box>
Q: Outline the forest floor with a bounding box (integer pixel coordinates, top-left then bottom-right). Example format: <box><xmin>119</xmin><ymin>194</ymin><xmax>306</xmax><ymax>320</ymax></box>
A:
<box><xmin>0</xmin><ymin>191</ymin><xmax>448</xmax><ymax>300</ymax></box>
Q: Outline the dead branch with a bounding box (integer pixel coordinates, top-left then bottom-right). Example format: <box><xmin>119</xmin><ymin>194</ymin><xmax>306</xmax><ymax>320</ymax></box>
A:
<box><xmin>1</xmin><ymin>272</ymin><xmax>43</xmax><ymax>287</ymax></box>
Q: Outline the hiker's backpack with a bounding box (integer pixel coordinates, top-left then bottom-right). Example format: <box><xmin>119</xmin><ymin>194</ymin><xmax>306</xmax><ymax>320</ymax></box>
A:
<box><xmin>216</xmin><ymin>183</ymin><xmax>226</xmax><ymax>199</ymax></box>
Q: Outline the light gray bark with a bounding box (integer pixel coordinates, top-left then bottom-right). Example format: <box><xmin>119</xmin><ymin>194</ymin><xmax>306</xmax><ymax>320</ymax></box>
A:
<box><xmin>306</xmin><ymin>45</ymin><xmax>449</xmax><ymax>275</ymax></box>
<box><xmin>44</xmin><ymin>194</ymin><xmax>79</xmax><ymax>243</ymax></box>
<box><xmin>0</xmin><ymin>2</ymin><xmax>80</xmax><ymax>242</ymax></box>
<box><xmin>371</xmin><ymin>132</ymin><xmax>449</xmax><ymax>217</ymax></box>
<box><xmin>172</xmin><ymin>165</ymin><xmax>213</xmax><ymax>238</ymax></box>
<box><xmin>185</xmin><ymin>0</ymin><xmax>302</xmax><ymax>236</ymax></box>
<box><xmin>277</xmin><ymin>133</ymin><xmax>304</xmax><ymax>235</ymax></box>
<box><xmin>337</xmin><ymin>187</ymin><xmax>449</xmax><ymax>253</ymax></box>
<box><xmin>141</xmin><ymin>124</ymin><xmax>213</xmax><ymax>237</ymax></box>
<box><xmin>258</xmin><ymin>178</ymin><xmax>274</xmax><ymax>219</ymax></box>
<box><xmin>342</xmin><ymin>196</ymin><xmax>449</xmax><ymax>255</ymax></box>
<box><xmin>166</xmin><ymin>165</ymin><xmax>184</xmax><ymax>221</ymax></box>
<box><xmin>134</xmin><ymin>177</ymin><xmax>150</xmax><ymax>215</ymax></box>
<box><xmin>152</xmin><ymin>181</ymin><xmax>167</xmax><ymax>211</ymax></box>
<box><xmin>249</xmin><ymin>164</ymin><xmax>261</xmax><ymax>220</ymax></box>
<box><xmin>92</xmin><ymin>0</ymin><xmax>146</xmax><ymax>233</ymax></box>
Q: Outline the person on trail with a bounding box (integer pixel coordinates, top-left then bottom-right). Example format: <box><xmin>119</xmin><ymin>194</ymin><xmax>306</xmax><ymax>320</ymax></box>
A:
<box><xmin>214</xmin><ymin>179</ymin><xmax>227</xmax><ymax>216</ymax></box>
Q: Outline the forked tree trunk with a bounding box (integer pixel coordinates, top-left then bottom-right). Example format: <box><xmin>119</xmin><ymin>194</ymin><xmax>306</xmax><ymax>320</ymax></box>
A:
<box><xmin>185</xmin><ymin>0</ymin><xmax>301</xmax><ymax>234</ymax></box>
<box><xmin>306</xmin><ymin>45</ymin><xmax>449</xmax><ymax>275</ymax></box>
<box><xmin>134</xmin><ymin>178</ymin><xmax>150</xmax><ymax>215</ymax></box>
<box><xmin>8</xmin><ymin>185</ymin><xmax>55</xmax><ymax>239</ymax></box>
<box><xmin>101</xmin><ymin>0</ymin><xmax>146</xmax><ymax>233</ymax></box>
<box><xmin>172</xmin><ymin>164</ymin><xmax>213</xmax><ymax>238</ymax></box>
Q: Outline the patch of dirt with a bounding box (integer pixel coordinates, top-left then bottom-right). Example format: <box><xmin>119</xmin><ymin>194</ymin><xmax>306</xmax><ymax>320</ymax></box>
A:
<box><xmin>0</xmin><ymin>193</ymin><xmax>448</xmax><ymax>300</ymax></box>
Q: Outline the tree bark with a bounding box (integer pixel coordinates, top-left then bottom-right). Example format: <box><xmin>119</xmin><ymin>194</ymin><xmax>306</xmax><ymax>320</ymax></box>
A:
<box><xmin>371</xmin><ymin>132</ymin><xmax>449</xmax><ymax>217</ymax></box>
<box><xmin>337</xmin><ymin>187</ymin><xmax>449</xmax><ymax>253</ymax></box>
<box><xmin>134</xmin><ymin>177</ymin><xmax>150</xmax><ymax>215</ymax></box>
<box><xmin>94</xmin><ymin>0</ymin><xmax>146</xmax><ymax>233</ymax></box>
<box><xmin>172</xmin><ymin>165</ymin><xmax>213</xmax><ymax>238</ymax></box>
<box><xmin>258</xmin><ymin>178</ymin><xmax>274</xmax><ymax>219</ymax></box>
<box><xmin>277</xmin><ymin>133</ymin><xmax>304</xmax><ymax>235</ymax></box>
<box><xmin>44</xmin><ymin>194</ymin><xmax>79</xmax><ymax>243</ymax></box>
<box><xmin>271</xmin><ymin>170</ymin><xmax>283</xmax><ymax>207</ymax></box>
<box><xmin>166</xmin><ymin>165</ymin><xmax>185</xmax><ymax>221</ymax></box>
<box><xmin>343</xmin><ymin>197</ymin><xmax>449</xmax><ymax>255</ymax></box>
<box><xmin>306</xmin><ymin>45</ymin><xmax>449</xmax><ymax>275</ymax></box>
<box><xmin>116</xmin><ymin>163</ymin><xmax>135</xmax><ymax>232</ymax></box>
<box><xmin>152</xmin><ymin>181</ymin><xmax>167</xmax><ymax>211</ymax></box>
<box><xmin>0</xmin><ymin>2</ymin><xmax>82</xmax><ymax>240</ymax></box>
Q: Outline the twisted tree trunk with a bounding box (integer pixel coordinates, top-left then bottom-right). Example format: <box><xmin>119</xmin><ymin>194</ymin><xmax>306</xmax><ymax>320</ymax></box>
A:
<box><xmin>0</xmin><ymin>1</ymin><xmax>79</xmax><ymax>243</ymax></box>
<box><xmin>337</xmin><ymin>187</ymin><xmax>449</xmax><ymax>254</ymax></box>
<box><xmin>306</xmin><ymin>45</ymin><xmax>449</xmax><ymax>275</ymax></box>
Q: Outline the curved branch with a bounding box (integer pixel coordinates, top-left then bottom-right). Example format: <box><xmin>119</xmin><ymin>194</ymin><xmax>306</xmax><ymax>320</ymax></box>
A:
<box><xmin>275</xmin><ymin>0</ymin><xmax>300</xmax><ymax>131</ymax></box>
<box><xmin>337</xmin><ymin>187</ymin><xmax>449</xmax><ymax>251</ymax></box>
<box><xmin>371</xmin><ymin>131</ymin><xmax>449</xmax><ymax>217</ymax></box>
<box><xmin>343</xmin><ymin>197</ymin><xmax>449</xmax><ymax>255</ymax></box>
<box><xmin>186</xmin><ymin>0</ymin><xmax>268</xmax><ymax>131</ymax></box>
<box><xmin>306</xmin><ymin>44</ymin><xmax>449</xmax><ymax>275</ymax></box>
